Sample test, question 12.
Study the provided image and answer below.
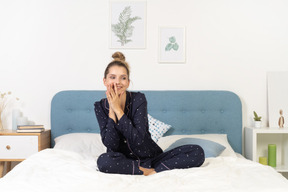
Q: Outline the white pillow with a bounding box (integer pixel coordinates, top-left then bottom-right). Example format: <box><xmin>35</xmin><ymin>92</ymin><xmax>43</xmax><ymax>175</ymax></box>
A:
<box><xmin>54</xmin><ymin>133</ymin><xmax>236</xmax><ymax>159</ymax></box>
<box><xmin>54</xmin><ymin>133</ymin><xmax>106</xmax><ymax>159</ymax></box>
<box><xmin>157</xmin><ymin>134</ymin><xmax>237</xmax><ymax>157</ymax></box>
<box><xmin>54</xmin><ymin>114</ymin><xmax>172</xmax><ymax>158</ymax></box>
<box><xmin>148</xmin><ymin>114</ymin><xmax>172</xmax><ymax>142</ymax></box>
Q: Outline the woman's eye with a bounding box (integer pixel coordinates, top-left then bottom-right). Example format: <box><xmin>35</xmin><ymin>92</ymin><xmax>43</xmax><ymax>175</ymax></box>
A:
<box><xmin>122</xmin><ymin>77</ymin><xmax>126</xmax><ymax>80</ymax></box>
<box><xmin>110</xmin><ymin>76</ymin><xmax>115</xmax><ymax>79</ymax></box>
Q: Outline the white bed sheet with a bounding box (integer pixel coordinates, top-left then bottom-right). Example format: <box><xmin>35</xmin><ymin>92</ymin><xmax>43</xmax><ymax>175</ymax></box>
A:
<box><xmin>1</xmin><ymin>149</ymin><xmax>288</xmax><ymax>192</ymax></box>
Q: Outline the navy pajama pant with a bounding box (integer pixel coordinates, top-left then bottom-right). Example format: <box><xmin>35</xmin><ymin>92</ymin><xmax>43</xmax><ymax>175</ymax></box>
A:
<box><xmin>97</xmin><ymin>144</ymin><xmax>205</xmax><ymax>175</ymax></box>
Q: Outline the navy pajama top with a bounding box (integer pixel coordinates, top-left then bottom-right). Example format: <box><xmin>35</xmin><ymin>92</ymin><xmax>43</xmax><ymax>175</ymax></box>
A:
<box><xmin>94</xmin><ymin>91</ymin><xmax>163</xmax><ymax>162</ymax></box>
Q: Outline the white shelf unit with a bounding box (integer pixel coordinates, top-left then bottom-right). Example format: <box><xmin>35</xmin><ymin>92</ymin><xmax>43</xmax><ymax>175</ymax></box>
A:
<box><xmin>244</xmin><ymin>127</ymin><xmax>288</xmax><ymax>174</ymax></box>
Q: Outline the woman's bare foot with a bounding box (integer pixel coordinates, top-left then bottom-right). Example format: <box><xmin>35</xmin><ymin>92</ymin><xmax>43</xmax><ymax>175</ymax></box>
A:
<box><xmin>147</xmin><ymin>170</ymin><xmax>156</xmax><ymax>176</ymax></box>
<box><xmin>139</xmin><ymin>166</ymin><xmax>156</xmax><ymax>176</ymax></box>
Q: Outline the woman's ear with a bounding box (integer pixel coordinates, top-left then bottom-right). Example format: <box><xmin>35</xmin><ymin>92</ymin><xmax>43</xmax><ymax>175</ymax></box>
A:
<box><xmin>103</xmin><ymin>78</ymin><xmax>107</xmax><ymax>87</ymax></box>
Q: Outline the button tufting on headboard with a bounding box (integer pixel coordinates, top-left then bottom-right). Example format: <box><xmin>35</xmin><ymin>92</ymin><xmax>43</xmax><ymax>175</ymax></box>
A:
<box><xmin>51</xmin><ymin>90</ymin><xmax>242</xmax><ymax>154</ymax></box>
<box><xmin>181</xmin><ymin>129</ymin><xmax>186</xmax><ymax>134</ymax></box>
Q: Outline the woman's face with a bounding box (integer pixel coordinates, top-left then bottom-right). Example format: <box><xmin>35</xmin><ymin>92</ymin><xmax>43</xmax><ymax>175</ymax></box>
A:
<box><xmin>104</xmin><ymin>65</ymin><xmax>130</xmax><ymax>94</ymax></box>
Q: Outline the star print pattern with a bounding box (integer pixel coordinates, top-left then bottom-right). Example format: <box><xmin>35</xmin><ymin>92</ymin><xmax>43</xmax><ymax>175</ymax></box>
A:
<box><xmin>94</xmin><ymin>91</ymin><xmax>205</xmax><ymax>175</ymax></box>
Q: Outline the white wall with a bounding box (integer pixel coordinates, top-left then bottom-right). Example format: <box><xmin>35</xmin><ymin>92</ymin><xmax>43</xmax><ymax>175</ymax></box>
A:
<box><xmin>1</xmin><ymin>0</ymin><xmax>288</xmax><ymax>130</ymax></box>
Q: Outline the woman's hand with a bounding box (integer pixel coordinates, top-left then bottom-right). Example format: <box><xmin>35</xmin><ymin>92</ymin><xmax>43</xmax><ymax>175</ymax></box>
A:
<box><xmin>106</xmin><ymin>83</ymin><xmax>124</xmax><ymax>120</ymax></box>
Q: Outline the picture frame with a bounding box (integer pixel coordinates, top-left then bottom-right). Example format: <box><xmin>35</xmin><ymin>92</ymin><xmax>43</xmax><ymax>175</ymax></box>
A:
<box><xmin>159</xmin><ymin>26</ymin><xmax>186</xmax><ymax>63</ymax></box>
<box><xmin>267</xmin><ymin>71</ymin><xmax>288</xmax><ymax>128</ymax></box>
<box><xmin>110</xmin><ymin>1</ymin><xmax>146</xmax><ymax>49</ymax></box>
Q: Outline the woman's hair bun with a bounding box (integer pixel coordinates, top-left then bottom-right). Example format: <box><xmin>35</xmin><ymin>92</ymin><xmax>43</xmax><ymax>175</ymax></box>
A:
<box><xmin>112</xmin><ymin>52</ymin><xmax>125</xmax><ymax>61</ymax></box>
<box><xmin>104</xmin><ymin>51</ymin><xmax>130</xmax><ymax>78</ymax></box>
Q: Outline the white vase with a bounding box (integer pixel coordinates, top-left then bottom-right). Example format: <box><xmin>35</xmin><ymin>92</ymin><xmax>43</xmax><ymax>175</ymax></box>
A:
<box><xmin>0</xmin><ymin>112</ymin><xmax>3</xmax><ymax>131</ymax></box>
<box><xmin>254</xmin><ymin>121</ymin><xmax>262</xmax><ymax>128</ymax></box>
<box><xmin>12</xmin><ymin>109</ymin><xmax>21</xmax><ymax>130</ymax></box>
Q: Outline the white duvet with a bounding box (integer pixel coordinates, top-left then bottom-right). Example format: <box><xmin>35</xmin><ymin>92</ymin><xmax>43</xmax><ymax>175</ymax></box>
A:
<box><xmin>1</xmin><ymin>149</ymin><xmax>288</xmax><ymax>192</ymax></box>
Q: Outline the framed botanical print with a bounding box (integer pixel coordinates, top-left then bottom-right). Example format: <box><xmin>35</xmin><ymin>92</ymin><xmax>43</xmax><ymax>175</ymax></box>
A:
<box><xmin>110</xmin><ymin>1</ymin><xmax>146</xmax><ymax>49</ymax></box>
<box><xmin>159</xmin><ymin>26</ymin><xmax>186</xmax><ymax>63</ymax></box>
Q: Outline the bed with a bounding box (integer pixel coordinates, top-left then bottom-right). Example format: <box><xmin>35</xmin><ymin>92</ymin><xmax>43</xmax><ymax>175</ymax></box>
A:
<box><xmin>0</xmin><ymin>90</ymin><xmax>288</xmax><ymax>192</ymax></box>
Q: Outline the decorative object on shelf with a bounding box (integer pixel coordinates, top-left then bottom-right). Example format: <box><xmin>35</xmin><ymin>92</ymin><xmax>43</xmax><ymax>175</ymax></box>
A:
<box><xmin>259</xmin><ymin>157</ymin><xmax>268</xmax><ymax>165</ymax></box>
<box><xmin>17</xmin><ymin>116</ymin><xmax>28</xmax><ymax>126</ymax></box>
<box><xmin>268</xmin><ymin>144</ymin><xmax>276</xmax><ymax>167</ymax></box>
<box><xmin>278</xmin><ymin>109</ymin><xmax>284</xmax><ymax>128</ymax></box>
<box><xmin>110</xmin><ymin>1</ymin><xmax>146</xmax><ymax>49</ymax></box>
<box><xmin>12</xmin><ymin>109</ymin><xmax>21</xmax><ymax>130</ymax></box>
<box><xmin>159</xmin><ymin>26</ymin><xmax>186</xmax><ymax>63</ymax></box>
<box><xmin>12</xmin><ymin>109</ymin><xmax>34</xmax><ymax>131</ymax></box>
<box><xmin>253</xmin><ymin>111</ymin><xmax>262</xmax><ymax>128</ymax></box>
<box><xmin>0</xmin><ymin>91</ymin><xmax>20</xmax><ymax>130</ymax></box>
<box><xmin>16</xmin><ymin>125</ymin><xmax>45</xmax><ymax>133</ymax></box>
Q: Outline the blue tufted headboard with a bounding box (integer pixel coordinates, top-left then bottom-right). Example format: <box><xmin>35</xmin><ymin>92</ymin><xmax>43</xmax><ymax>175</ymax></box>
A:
<box><xmin>50</xmin><ymin>90</ymin><xmax>242</xmax><ymax>154</ymax></box>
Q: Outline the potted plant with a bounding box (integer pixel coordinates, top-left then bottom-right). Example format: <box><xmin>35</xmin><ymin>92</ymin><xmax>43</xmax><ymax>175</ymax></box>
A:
<box><xmin>253</xmin><ymin>111</ymin><xmax>262</xmax><ymax>128</ymax></box>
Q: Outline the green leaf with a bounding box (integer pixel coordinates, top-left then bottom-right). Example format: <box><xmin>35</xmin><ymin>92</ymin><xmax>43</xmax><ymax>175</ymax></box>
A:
<box><xmin>127</xmin><ymin>16</ymin><xmax>141</xmax><ymax>26</ymax></box>
<box><xmin>119</xmin><ymin>6</ymin><xmax>131</xmax><ymax>24</ymax></box>
<box><xmin>172</xmin><ymin>43</ymin><xmax>179</xmax><ymax>51</ymax></box>
<box><xmin>253</xmin><ymin>111</ymin><xmax>262</xmax><ymax>121</ymax></box>
<box><xmin>169</xmin><ymin>36</ymin><xmax>176</xmax><ymax>43</ymax></box>
<box><xmin>111</xmin><ymin>24</ymin><xmax>121</xmax><ymax>34</ymax></box>
<box><xmin>165</xmin><ymin>43</ymin><xmax>173</xmax><ymax>51</ymax></box>
<box><xmin>125</xmin><ymin>27</ymin><xmax>133</xmax><ymax>38</ymax></box>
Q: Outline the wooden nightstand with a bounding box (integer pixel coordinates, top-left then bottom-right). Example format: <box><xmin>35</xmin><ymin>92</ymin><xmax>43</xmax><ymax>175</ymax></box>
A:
<box><xmin>0</xmin><ymin>129</ymin><xmax>51</xmax><ymax>177</ymax></box>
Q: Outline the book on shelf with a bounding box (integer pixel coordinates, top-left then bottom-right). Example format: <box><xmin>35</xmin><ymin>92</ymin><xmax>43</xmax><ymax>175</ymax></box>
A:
<box><xmin>17</xmin><ymin>125</ymin><xmax>44</xmax><ymax>129</ymax></box>
<box><xmin>16</xmin><ymin>128</ymin><xmax>45</xmax><ymax>133</ymax></box>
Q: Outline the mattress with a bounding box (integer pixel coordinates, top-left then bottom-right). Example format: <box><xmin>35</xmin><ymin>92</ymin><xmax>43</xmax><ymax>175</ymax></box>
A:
<box><xmin>1</xmin><ymin>145</ymin><xmax>288</xmax><ymax>192</ymax></box>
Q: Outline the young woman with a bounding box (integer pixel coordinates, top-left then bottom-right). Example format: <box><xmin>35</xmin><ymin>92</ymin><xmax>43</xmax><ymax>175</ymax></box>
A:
<box><xmin>94</xmin><ymin>52</ymin><xmax>205</xmax><ymax>176</ymax></box>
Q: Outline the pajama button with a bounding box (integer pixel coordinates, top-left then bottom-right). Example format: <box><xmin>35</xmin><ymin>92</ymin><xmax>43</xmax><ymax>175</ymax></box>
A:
<box><xmin>124</xmin><ymin>140</ymin><xmax>127</xmax><ymax>143</ymax></box>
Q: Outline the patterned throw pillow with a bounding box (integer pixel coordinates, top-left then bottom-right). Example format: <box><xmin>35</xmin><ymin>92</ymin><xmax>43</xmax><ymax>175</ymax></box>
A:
<box><xmin>148</xmin><ymin>114</ymin><xmax>172</xmax><ymax>142</ymax></box>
